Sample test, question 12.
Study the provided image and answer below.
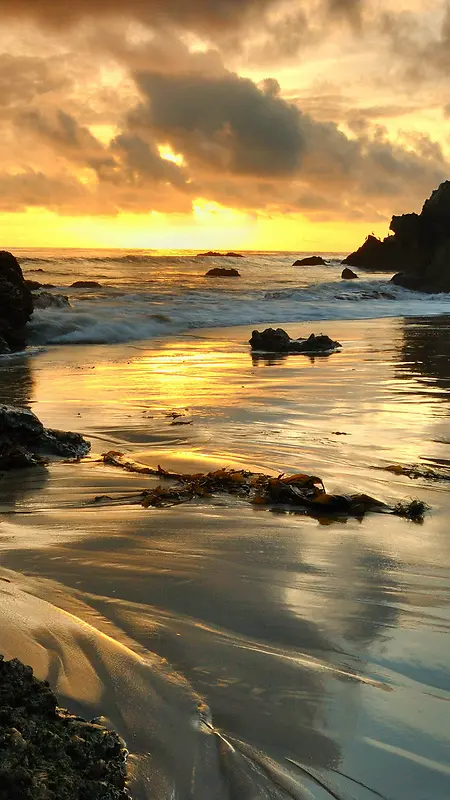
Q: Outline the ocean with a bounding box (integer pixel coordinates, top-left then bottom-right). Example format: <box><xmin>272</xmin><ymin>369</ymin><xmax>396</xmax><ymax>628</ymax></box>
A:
<box><xmin>17</xmin><ymin>247</ymin><xmax>450</xmax><ymax>346</ymax></box>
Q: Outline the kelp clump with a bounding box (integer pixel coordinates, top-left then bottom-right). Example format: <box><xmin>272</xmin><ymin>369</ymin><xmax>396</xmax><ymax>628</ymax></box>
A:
<box><xmin>98</xmin><ymin>451</ymin><xmax>429</xmax><ymax>521</ymax></box>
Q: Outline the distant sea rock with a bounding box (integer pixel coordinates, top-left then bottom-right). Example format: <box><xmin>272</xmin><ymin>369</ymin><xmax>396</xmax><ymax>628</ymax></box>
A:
<box><xmin>205</xmin><ymin>267</ymin><xmax>240</xmax><ymax>277</ymax></box>
<box><xmin>0</xmin><ymin>251</ymin><xmax>33</xmax><ymax>353</ymax></box>
<box><xmin>341</xmin><ymin>267</ymin><xmax>358</xmax><ymax>279</ymax></box>
<box><xmin>249</xmin><ymin>328</ymin><xmax>341</xmax><ymax>354</ymax></box>
<box><xmin>70</xmin><ymin>280</ymin><xmax>102</xmax><ymax>288</ymax></box>
<box><xmin>343</xmin><ymin>181</ymin><xmax>450</xmax><ymax>292</ymax></box>
<box><xmin>292</xmin><ymin>255</ymin><xmax>326</xmax><ymax>266</ymax></box>
<box><xmin>196</xmin><ymin>251</ymin><xmax>243</xmax><ymax>258</ymax></box>
<box><xmin>0</xmin><ymin>404</ymin><xmax>90</xmax><ymax>469</ymax></box>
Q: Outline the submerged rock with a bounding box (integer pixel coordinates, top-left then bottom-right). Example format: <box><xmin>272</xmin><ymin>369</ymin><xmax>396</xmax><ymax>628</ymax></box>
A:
<box><xmin>0</xmin><ymin>251</ymin><xmax>33</xmax><ymax>352</ymax></box>
<box><xmin>70</xmin><ymin>280</ymin><xmax>102</xmax><ymax>288</ymax></box>
<box><xmin>292</xmin><ymin>255</ymin><xmax>326</xmax><ymax>266</ymax></box>
<box><xmin>32</xmin><ymin>291</ymin><xmax>70</xmax><ymax>309</ymax></box>
<box><xmin>249</xmin><ymin>328</ymin><xmax>341</xmax><ymax>354</ymax></box>
<box><xmin>0</xmin><ymin>655</ymin><xmax>129</xmax><ymax>800</ymax></box>
<box><xmin>205</xmin><ymin>267</ymin><xmax>240</xmax><ymax>277</ymax></box>
<box><xmin>341</xmin><ymin>267</ymin><xmax>358</xmax><ymax>279</ymax></box>
<box><xmin>344</xmin><ymin>181</ymin><xmax>450</xmax><ymax>291</ymax></box>
<box><xmin>0</xmin><ymin>405</ymin><xmax>90</xmax><ymax>469</ymax></box>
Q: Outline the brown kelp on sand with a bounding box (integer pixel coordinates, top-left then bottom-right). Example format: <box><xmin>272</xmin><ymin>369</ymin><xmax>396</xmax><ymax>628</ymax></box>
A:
<box><xmin>96</xmin><ymin>451</ymin><xmax>429</xmax><ymax>521</ymax></box>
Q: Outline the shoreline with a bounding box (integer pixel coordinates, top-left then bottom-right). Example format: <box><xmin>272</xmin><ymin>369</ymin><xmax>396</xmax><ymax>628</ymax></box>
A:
<box><xmin>0</xmin><ymin>313</ymin><xmax>450</xmax><ymax>799</ymax></box>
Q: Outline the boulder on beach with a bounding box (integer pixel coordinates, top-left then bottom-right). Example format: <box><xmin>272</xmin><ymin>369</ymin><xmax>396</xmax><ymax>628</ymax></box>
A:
<box><xmin>0</xmin><ymin>251</ymin><xmax>33</xmax><ymax>353</ymax></box>
<box><xmin>292</xmin><ymin>256</ymin><xmax>326</xmax><ymax>266</ymax></box>
<box><xmin>205</xmin><ymin>267</ymin><xmax>240</xmax><ymax>277</ymax></box>
<box><xmin>70</xmin><ymin>280</ymin><xmax>102</xmax><ymax>288</ymax></box>
<box><xmin>344</xmin><ymin>181</ymin><xmax>450</xmax><ymax>292</ymax></box>
<box><xmin>0</xmin><ymin>404</ymin><xmax>90</xmax><ymax>469</ymax></box>
<box><xmin>341</xmin><ymin>267</ymin><xmax>358</xmax><ymax>279</ymax></box>
<box><xmin>0</xmin><ymin>655</ymin><xmax>129</xmax><ymax>800</ymax></box>
<box><xmin>32</xmin><ymin>291</ymin><xmax>70</xmax><ymax>310</ymax></box>
<box><xmin>249</xmin><ymin>328</ymin><xmax>341</xmax><ymax>354</ymax></box>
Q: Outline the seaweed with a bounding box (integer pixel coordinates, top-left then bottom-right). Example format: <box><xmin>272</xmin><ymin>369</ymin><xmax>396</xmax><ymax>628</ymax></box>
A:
<box><xmin>98</xmin><ymin>451</ymin><xmax>430</xmax><ymax>521</ymax></box>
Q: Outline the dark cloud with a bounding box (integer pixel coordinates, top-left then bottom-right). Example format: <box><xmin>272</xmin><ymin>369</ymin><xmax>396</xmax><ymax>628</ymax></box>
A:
<box><xmin>131</xmin><ymin>71</ymin><xmax>304</xmax><ymax>176</ymax></box>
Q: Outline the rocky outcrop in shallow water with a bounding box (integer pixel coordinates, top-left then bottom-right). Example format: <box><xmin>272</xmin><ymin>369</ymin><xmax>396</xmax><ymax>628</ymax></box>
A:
<box><xmin>341</xmin><ymin>267</ymin><xmax>358</xmax><ymax>279</ymax></box>
<box><xmin>0</xmin><ymin>405</ymin><xmax>90</xmax><ymax>469</ymax></box>
<box><xmin>0</xmin><ymin>251</ymin><xmax>33</xmax><ymax>353</ymax></box>
<box><xmin>32</xmin><ymin>291</ymin><xmax>70</xmax><ymax>309</ymax></box>
<box><xmin>205</xmin><ymin>267</ymin><xmax>240</xmax><ymax>277</ymax></box>
<box><xmin>70</xmin><ymin>280</ymin><xmax>102</xmax><ymax>289</ymax></box>
<box><xmin>196</xmin><ymin>251</ymin><xmax>243</xmax><ymax>258</ymax></box>
<box><xmin>343</xmin><ymin>181</ymin><xmax>450</xmax><ymax>291</ymax></box>
<box><xmin>292</xmin><ymin>255</ymin><xmax>326</xmax><ymax>266</ymax></box>
<box><xmin>249</xmin><ymin>328</ymin><xmax>341</xmax><ymax>354</ymax></box>
<box><xmin>0</xmin><ymin>655</ymin><xmax>129</xmax><ymax>800</ymax></box>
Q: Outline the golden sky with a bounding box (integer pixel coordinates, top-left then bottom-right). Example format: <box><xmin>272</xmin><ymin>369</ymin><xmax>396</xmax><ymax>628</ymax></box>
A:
<box><xmin>0</xmin><ymin>0</ymin><xmax>449</xmax><ymax>251</ymax></box>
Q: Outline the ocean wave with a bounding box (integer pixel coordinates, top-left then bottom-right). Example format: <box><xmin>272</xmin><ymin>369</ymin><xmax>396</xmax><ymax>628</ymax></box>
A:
<box><xmin>26</xmin><ymin>278</ymin><xmax>450</xmax><ymax>346</ymax></box>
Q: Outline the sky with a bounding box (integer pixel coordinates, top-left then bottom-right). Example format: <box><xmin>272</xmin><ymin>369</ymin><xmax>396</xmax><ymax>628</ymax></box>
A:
<box><xmin>0</xmin><ymin>0</ymin><xmax>449</xmax><ymax>251</ymax></box>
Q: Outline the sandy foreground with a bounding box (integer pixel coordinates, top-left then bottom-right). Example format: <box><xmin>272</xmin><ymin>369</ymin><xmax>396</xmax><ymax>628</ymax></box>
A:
<box><xmin>0</xmin><ymin>316</ymin><xmax>449</xmax><ymax>799</ymax></box>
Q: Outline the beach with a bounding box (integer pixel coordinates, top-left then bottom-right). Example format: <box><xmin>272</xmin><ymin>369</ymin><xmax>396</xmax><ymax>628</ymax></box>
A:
<box><xmin>1</xmin><ymin>290</ymin><xmax>450</xmax><ymax>798</ymax></box>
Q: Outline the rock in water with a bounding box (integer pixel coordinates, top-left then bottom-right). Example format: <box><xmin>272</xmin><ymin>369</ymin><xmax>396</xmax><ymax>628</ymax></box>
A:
<box><xmin>341</xmin><ymin>267</ymin><xmax>358</xmax><ymax>279</ymax></box>
<box><xmin>292</xmin><ymin>255</ymin><xmax>326</xmax><ymax>266</ymax></box>
<box><xmin>344</xmin><ymin>181</ymin><xmax>450</xmax><ymax>291</ymax></box>
<box><xmin>70</xmin><ymin>281</ymin><xmax>102</xmax><ymax>288</ymax></box>
<box><xmin>0</xmin><ymin>251</ymin><xmax>33</xmax><ymax>352</ymax></box>
<box><xmin>0</xmin><ymin>405</ymin><xmax>90</xmax><ymax>469</ymax></box>
<box><xmin>249</xmin><ymin>328</ymin><xmax>341</xmax><ymax>354</ymax></box>
<box><xmin>0</xmin><ymin>655</ymin><xmax>129</xmax><ymax>800</ymax></box>
<box><xmin>205</xmin><ymin>267</ymin><xmax>240</xmax><ymax>277</ymax></box>
<box><xmin>33</xmin><ymin>291</ymin><xmax>70</xmax><ymax>309</ymax></box>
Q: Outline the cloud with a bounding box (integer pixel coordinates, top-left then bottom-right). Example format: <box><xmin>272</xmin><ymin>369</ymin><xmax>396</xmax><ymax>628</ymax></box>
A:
<box><xmin>130</xmin><ymin>71</ymin><xmax>304</xmax><ymax>177</ymax></box>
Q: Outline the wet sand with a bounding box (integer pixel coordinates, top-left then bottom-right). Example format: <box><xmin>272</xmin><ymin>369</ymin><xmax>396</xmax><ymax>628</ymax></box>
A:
<box><xmin>0</xmin><ymin>315</ymin><xmax>450</xmax><ymax>799</ymax></box>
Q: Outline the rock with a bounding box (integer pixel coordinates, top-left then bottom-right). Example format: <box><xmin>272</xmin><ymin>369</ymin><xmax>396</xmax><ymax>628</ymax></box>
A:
<box><xmin>0</xmin><ymin>655</ymin><xmax>129</xmax><ymax>800</ymax></box>
<box><xmin>0</xmin><ymin>252</ymin><xmax>33</xmax><ymax>351</ymax></box>
<box><xmin>205</xmin><ymin>267</ymin><xmax>240</xmax><ymax>277</ymax></box>
<box><xmin>25</xmin><ymin>279</ymin><xmax>43</xmax><ymax>291</ymax></box>
<box><xmin>341</xmin><ymin>267</ymin><xmax>358</xmax><ymax>279</ymax></box>
<box><xmin>249</xmin><ymin>328</ymin><xmax>341</xmax><ymax>354</ymax></box>
<box><xmin>32</xmin><ymin>291</ymin><xmax>70</xmax><ymax>309</ymax></box>
<box><xmin>197</xmin><ymin>251</ymin><xmax>243</xmax><ymax>258</ymax></box>
<box><xmin>70</xmin><ymin>281</ymin><xmax>102</xmax><ymax>288</ymax></box>
<box><xmin>292</xmin><ymin>256</ymin><xmax>326</xmax><ymax>266</ymax></box>
<box><xmin>347</xmin><ymin>181</ymin><xmax>450</xmax><ymax>292</ymax></box>
<box><xmin>0</xmin><ymin>404</ymin><xmax>90</xmax><ymax>469</ymax></box>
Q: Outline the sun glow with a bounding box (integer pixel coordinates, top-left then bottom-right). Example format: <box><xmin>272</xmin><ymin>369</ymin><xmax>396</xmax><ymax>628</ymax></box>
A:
<box><xmin>158</xmin><ymin>145</ymin><xmax>185</xmax><ymax>167</ymax></box>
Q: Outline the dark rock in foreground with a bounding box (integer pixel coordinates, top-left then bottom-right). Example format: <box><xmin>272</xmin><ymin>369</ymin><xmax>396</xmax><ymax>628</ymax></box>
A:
<box><xmin>0</xmin><ymin>405</ymin><xmax>90</xmax><ymax>469</ymax></box>
<box><xmin>292</xmin><ymin>255</ymin><xmax>326</xmax><ymax>266</ymax></box>
<box><xmin>341</xmin><ymin>267</ymin><xmax>358</xmax><ymax>279</ymax></box>
<box><xmin>0</xmin><ymin>655</ymin><xmax>129</xmax><ymax>800</ymax></box>
<box><xmin>205</xmin><ymin>267</ymin><xmax>240</xmax><ymax>277</ymax></box>
<box><xmin>250</xmin><ymin>328</ymin><xmax>341</xmax><ymax>354</ymax></box>
<box><xmin>343</xmin><ymin>181</ymin><xmax>450</xmax><ymax>292</ymax></box>
<box><xmin>0</xmin><ymin>251</ymin><xmax>33</xmax><ymax>353</ymax></box>
<box><xmin>70</xmin><ymin>280</ymin><xmax>102</xmax><ymax>289</ymax></box>
<box><xmin>197</xmin><ymin>251</ymin><xmax>243</xmax><ymax>258</ymax></box>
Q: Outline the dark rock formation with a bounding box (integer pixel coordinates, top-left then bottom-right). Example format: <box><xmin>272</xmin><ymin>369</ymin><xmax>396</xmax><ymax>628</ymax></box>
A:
<box><xmin>197</xmin><ymin>251</ymin><xmax>243</xmax><ymax>258</ymax></box>
<box><xmin>344</xmin><ymin>181</ymin><xmax>450</xmax><ymax>291</ymax></box>
<box><xmin>0</xmin><ymin>655</ymin><xmax>129</xmax><ymax>800</ymax></box>
<box><xmin>0</xmin><ymin>405</ymin><xmax>90</xmax><ymax>469</ymax></box>
<box><xmin>292</xmin><ymin>256</ymin><xmax>326</xmax><ymax>266</ymax></box>
<box><xmin>25</xmin><ymin>280</ymin><xmax>44</xmax><ymax>291</ymax></box>
<box><xmin>33</xmin><ymin>291</ymin><xmax>70</xmax><ymax>310</ymax></box>
<box><xmin>341</xmin><ymin>267</ymin><xmax>358</xmax><ymax>279</ymax></box>
<box><xmin>205</xmin><ymin>267</ymin><xmax>240</xmax><ymax>277</ymax></box>
<box><xmin>70</xmin><ymin>280</ymin><xmax>102</xmax><ymax>289</ymax></box>
<box><xmin>250</xmin><ymin>328</ymin><xmax>341</xmax><ymax>354</ymax></box>
<box><xmin>0</xmin><ymin>252</ymin><xmax>33</xmax><ymax>353</ymax></box>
